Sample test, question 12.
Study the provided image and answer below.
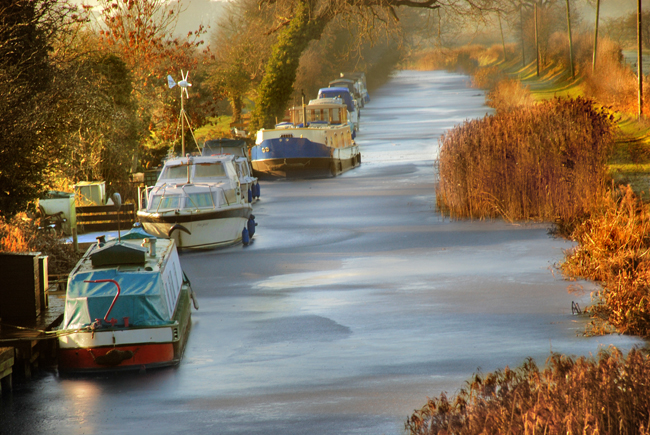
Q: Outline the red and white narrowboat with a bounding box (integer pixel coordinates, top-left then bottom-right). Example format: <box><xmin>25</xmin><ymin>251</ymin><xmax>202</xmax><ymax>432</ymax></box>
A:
<box><xmin>57</xmin><ymin>226</ymin><xmax>198</xmax><ymax>372</ymax></box>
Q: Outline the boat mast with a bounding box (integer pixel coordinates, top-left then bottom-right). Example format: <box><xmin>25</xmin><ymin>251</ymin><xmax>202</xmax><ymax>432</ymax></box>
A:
<box><xmin>181</xmin><ymin>89</ymin><xmax>185</xmax><ymax>156</ymax></box>
<box><xmin>167</xmin><ymin>71</ymin><xmax>193</xmax><ymax>156</ymax></box>
<box><xmin>301</xmin><ymin>90</ymin><xmax>307</xmax><ymax>127</ymax></box>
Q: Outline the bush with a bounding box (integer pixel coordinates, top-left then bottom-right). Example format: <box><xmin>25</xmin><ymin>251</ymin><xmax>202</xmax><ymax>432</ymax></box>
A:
<box><xmin>0</xmin><ymin>215</ymin><xmax>81</xmax><ymax>275</ymax></box>
<box><xmin>436</xmin><ymin>97</ymin><xmax>615</xmax><ymax>222</ymax></box>
<box><xmin>580</xmin><ymin>38</ymin><xmax>649</xmax><ymax>116</ymax></box>
<box><xmin>486</xmin><ymin>79</ymin><xmax>534</xmax><ymax>113</ymax></box>
<box><xmin>406</xmin><ymin>348</ymin><xmax>650</xmax><ymax>435</ymax></box>
<box><xmin>561</xmin><ymin>185</ymin><xmax>650</xmax><ymax>336</ymax></box>
<box><xmin>470</xmin><ymin>66</ymin><xmax>504</xmax><ymax>90</ymax></box>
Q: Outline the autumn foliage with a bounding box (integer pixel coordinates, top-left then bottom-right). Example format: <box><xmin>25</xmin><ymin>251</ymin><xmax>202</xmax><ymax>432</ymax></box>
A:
<box><xmin>0</xmin><ymin>216</ymin><xmax>81</xmax><ymax>274</ymax></box>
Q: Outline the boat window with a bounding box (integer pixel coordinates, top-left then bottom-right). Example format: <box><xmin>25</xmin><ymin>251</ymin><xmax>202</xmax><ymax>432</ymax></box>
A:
<box><xmin>149</xmin><ymin>194</ymin><xmax>181</xmax><ymax>211</ymax></box>
<box><xmin>195</xmin><ymin>162</ymin><xmax>226</xmax><ymax>178</ymax></box>
<box><xmin>280</xmin><ymin>134</ymin><xmax>293</xmax><ymax>138</ymax></box>
<box><xmin>160</xmin><ymin>165</ymin><xmax>188</xmax><ymax>180</ymax></box>
<box><xmin>185</xmin><ymin>192</ymin><xmax>214</xmax><ymax>209</ymax></box>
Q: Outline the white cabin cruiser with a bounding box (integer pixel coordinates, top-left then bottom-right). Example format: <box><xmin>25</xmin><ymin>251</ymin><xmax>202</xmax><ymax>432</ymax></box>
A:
<box><xmin>202</xmin><ymin>138</ymin><xmax>260</xmax><ymax>202</ymax></box>
<box><xmin>137</xmin><ymin>154</ymin><xmax>255</xmax><ymax>249</ymax></box>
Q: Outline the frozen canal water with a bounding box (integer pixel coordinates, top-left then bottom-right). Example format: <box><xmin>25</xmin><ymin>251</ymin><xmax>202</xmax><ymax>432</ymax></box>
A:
<box><xmin>1</xmin><ymin>70</ymin><xmax>644</xmax><ymax>435</ymax></box>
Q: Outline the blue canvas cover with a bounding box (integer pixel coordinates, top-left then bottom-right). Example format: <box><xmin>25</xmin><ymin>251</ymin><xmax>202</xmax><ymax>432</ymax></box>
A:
<box><xmin>62</xmin><ymin>268</ymin><xmax>171</xmax><ymax>329</ymax></box>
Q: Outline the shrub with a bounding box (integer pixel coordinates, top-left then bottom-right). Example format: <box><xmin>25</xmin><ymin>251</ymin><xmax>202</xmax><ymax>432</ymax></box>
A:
<box><xmin>436</xmin><ymin>97</ymin><xmax>615</xmax><ymax>222</ymax></box>
<box><xmin>470</xmin><ymin>66</ymin><xmax>504</xmax><ymax>90</ymax></box>
<box><xmin>406</xmin><ymin>348</ymin><xmax>650</xmax><ymax>435</ymax></box>
<box><xmin>580</xmin><ymin>37</ymin><xmax>650</xmax><ymax>116</ymax></box>
<box><xmin>486</xmin><ymin>79</ymin><xmax>534</xmax><ymax>113</ymax></box>
<box><xmin>561</xmin><ymin>185</ymin><xmax>650</xmax><ymax>336</ymax></box>
<box><xmin>0</xmin><ymin>215</ymin><xmax>81</xmax><ymax>275</ymax></box>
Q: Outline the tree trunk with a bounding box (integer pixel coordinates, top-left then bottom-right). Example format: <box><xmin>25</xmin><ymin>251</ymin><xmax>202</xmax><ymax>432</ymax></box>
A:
<box><xmin>535</xmin><ymin>1</ymin><xmax>539</xmax><ymax>77</ymax></box>
<box><xmin>231</xmin><ymin>95</ymin><xmax>242</xmax><ymax>124</ymax></box>
<box><xmin>565</xmin><ymin>0</ymin><xmax>574</xmax><ymax>78</ymax></box>
<box><xmin>639</xmin><ymin>0</ymin><xmax>643</xmax><ymax>119</ymax></box>
<box><xmin>520</xmin><ymin>2</ymin><xmax>525</xmax><ymax>67</ymax></box>
<box><xmin>592</xmin><ymin>0</ymin><xmax>599</xmax><ymax>72</ymax></box>
<box><xmin>498</xmin><ymin>14</ymin><xmax>506</xmax><ymax>61</ymax></box>
<box><xmin>250</xmin><ymin>1</ymin><xmax>330</xmax><ymax>130</ymax></box>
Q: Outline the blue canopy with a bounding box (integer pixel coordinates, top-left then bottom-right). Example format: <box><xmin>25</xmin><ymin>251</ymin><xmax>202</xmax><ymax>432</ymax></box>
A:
<box><xmin>62</xmin><ymin>267</ymin><xmax>172</xmax><ymax>329</ymax></box>
<box><xmin>318</xmin><ymin>87</ymin><xmax>355</xmax><ymax>113</ymax></box>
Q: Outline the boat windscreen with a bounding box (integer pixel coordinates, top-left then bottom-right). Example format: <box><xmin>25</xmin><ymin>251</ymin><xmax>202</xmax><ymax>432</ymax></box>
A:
<box><xmin>185</xmin><ymin>192</ymin><xmax>214</xmax><ymax>208</ymax></box>
<box><xmin>150</xmin><ymin>194</ymin><xmax>181</xmax><ymax>211</ymax></box>
<box><xmin>194</xmin><ymin>162</ymin><xmax>226</xmax><ymax>178</ymax></box>
<box><xmin>160</xmin><ymin>165</ymin><xmax>187</xmax><ymax>180</ymax></box>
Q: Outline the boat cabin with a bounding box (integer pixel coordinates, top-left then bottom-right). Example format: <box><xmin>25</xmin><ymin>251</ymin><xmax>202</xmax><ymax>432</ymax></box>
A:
<box><xmin>289</xmin><ymin>98</ymin><xmax>349</xmax><ymax>126</ymax></box>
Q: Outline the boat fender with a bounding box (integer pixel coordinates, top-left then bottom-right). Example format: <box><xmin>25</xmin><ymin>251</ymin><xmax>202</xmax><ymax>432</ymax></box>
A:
<box><xmin>189</xmin><ymin>288</ymin><xmax>200</xmax><ymax>310</ymax></box>
<box><xmin>242</xmin><ymin>227</ymin><xmax>250</xmax><ymax>246</ymax></box>
<box><xmin>254</xmin><ymin>182</ymin><xmax>261</xmax><ymax>198</ymax></box>
<box><xmin>248</xmin><ymin>188</ymin><xmax>252</xmax><ymax>203</ymax></box>
<box><xmin>168</xmin><ymin>224</ymin><xmax>191</xmax><ymax>237</ymax></box>
<box><xmin>247</xmin><ymin>216</ymin><xmax>256</xmax><ymax>237</ymax></box>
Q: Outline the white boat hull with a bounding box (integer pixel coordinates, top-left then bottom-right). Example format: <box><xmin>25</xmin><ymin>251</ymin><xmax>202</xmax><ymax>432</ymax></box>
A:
<box><xmin>138</xmin><ymin>206</ymin><xmax>252</xmax><ymax>249</ymax></box>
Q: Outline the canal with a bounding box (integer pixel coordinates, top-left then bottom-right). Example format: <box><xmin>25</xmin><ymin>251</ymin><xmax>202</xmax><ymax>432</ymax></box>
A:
<box><xmin>0</xmin><ymin>70</ymin><xmax>643</xmax><ymax>435</ymax></box>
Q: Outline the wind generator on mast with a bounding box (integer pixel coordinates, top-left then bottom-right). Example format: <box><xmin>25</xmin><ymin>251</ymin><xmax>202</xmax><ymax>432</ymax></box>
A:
<box><xmin>167</xmin><ymin>70</ymin><xmax>193</xmax><ymax>156</ymax></box>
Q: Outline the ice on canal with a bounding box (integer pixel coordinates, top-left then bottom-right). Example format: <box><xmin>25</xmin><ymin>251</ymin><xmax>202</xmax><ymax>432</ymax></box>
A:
<box><xmin>1</xmin><ymin>70</ymin><xmax>643</xmax><ymax>435</ymax></box>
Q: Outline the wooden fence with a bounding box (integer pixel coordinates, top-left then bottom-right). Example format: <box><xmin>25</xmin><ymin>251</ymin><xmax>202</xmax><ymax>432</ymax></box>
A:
<box><xmin>75</xmin><ymin>204</ymin><xmax>136</xmax><ymax>234</ymax></box>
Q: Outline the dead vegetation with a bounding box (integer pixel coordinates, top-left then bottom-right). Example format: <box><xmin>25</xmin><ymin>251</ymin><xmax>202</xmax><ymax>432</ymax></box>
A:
<box><xmin>561</xmin><ymin>185</ymin><xmax>650</xmax><ymax>337</ymax></box>
<box><xmin>406</xmin><ymin>348</ymin><xmax>650</xmax><ymax>435</ymax></box>
<box><xmin>0</xmin><ymin>215</ymin><xmax>81</xmax><ymax>275</ymax></box>
<box><xmin>436</xmin><ymin>97</ymin><xmax>616</xmax><ymax>223</ymax></box>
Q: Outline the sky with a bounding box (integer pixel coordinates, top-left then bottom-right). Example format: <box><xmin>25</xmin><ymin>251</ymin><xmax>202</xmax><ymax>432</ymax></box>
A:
<box><xmin>174</xmin><ymin>0</ymin><xmax>227</xmax><ymax>38</ymax></box>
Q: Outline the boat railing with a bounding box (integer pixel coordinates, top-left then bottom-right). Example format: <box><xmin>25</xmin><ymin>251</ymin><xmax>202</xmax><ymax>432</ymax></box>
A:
<box><xmin>84</xmin><ymin>279</ymin><xmax>122</xmax><ymax>328</ymax></box>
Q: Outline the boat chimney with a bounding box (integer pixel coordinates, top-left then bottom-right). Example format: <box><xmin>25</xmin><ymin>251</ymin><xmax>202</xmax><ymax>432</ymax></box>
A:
<box><xmin>186</xmin><ymin>155</ymin><xmax>192</xmax><ymax>184</ymax></box>
<box><xmin>301</xmin><ymin>90</ymin><xmax>307</xmax><ymax>127</ymax></box>
<box><xmin>96</xmin><ymin>235</ymin><xmax>106</xmax><ymax>247</ymax></box>
<box><xmin>144</xmin><ymin>238</ymin><xmax>156</xmax><ymax>257</ymax></box>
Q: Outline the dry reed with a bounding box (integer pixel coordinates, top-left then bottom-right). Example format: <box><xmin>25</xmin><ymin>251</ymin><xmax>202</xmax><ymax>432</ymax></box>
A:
<box><xmin>406</xmin><ymin>348</ymin><xmax>650</xmax><ymax>435</ymax></box>
<box><xmin>436</xmin><ymin>97</ymin><xmax>615</xmax><ymax>223</ymax></box>
<box><xmin>486</xmin><ymin>79</ymin><xmax>534</xmax><ymax>113</ymax></box>
<box><xmin>561</xmin><ymin>185</ymin><xmax>650</xmax><ymax>336</ymax></box>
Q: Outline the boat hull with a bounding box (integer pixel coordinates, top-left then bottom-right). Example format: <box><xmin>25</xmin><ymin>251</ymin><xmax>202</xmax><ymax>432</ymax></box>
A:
<box><xmin>58</xmin><ymin>288</ymin><xmax>192</xmax><ymax>372</ymax></box>
<box><xmin>137</xmin><ymin>205</ymin><xmax>252</xmax><ymax>249</ymax></box>
<box><xmin>251</xmin><ymin>138</ymin><xmax>360</xmax><ymax>179</ymax></box>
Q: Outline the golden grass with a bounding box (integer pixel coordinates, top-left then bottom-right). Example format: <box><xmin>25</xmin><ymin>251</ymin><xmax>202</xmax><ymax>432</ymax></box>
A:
<box><xmin>406</xmin><ymin>348</ymin><xmax>650</xmax><ymax>435</ymax></box>
<box><xmin>436</xmin><ymin>97</ymin><xmax>616</xmax><ymax>223</ymax></box>
<box><xmin>560</xmin><ymin>185</ymin><xmax>650</xmax><ymax>336</ymax></box>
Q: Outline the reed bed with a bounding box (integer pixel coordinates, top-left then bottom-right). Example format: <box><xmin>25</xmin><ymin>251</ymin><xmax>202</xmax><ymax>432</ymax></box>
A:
<box><xmin>560</xmin><ymin>185</ymin><xmax>650</xmax><ymax>336</ymax></box>
<box><xmin>0</xmin><ymin>215</ymin><xmax>81</xmax><ymax>274</ymax></box>
<box><xmin>436</xmin><ymin>97</ymin><xmax>616</xmax><ymax>223</ymax></box>
<box><xmin>406</xmin><ymin>348</ymin><xmax>650</xmax><ymax>435</ymax></box>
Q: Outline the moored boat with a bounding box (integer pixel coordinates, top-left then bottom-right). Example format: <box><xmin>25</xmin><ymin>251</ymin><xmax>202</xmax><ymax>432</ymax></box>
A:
<box><xmin>202</xmin><ymin>138</ymin><xmax>260</xmax><ymax>202</ymax></box>
<box><xmin>317</xmin><ymin>86</ymin><xmax>360</xmax><ymax>133</ymax></box>
<box><xmin>251</xmin><ymin>97</ymin><xmax>361</xmax><ymax>179</ymax></box>
<box><xmin>340</xmin><ymin>72</ymin><xmax>370</xmax><ymax>105</ymax></box>
<box><xmin>57</xmin><ymin>226</ymin><xmax>198</xmax><ymax>372</ymax></box>
<box><xmin>137</xmin><ymin>154</ymin><xmax>254</xmax><ymax>249</ymax></box>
